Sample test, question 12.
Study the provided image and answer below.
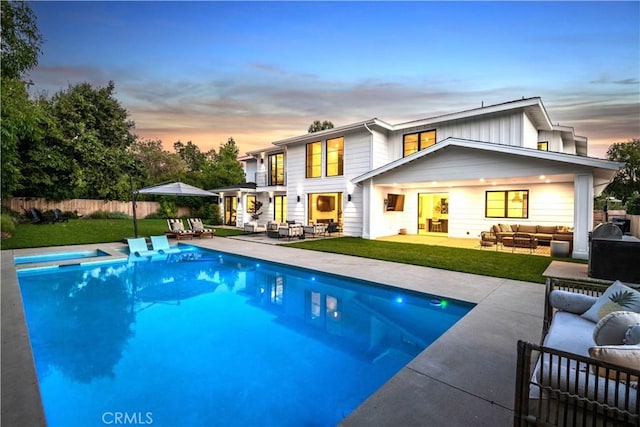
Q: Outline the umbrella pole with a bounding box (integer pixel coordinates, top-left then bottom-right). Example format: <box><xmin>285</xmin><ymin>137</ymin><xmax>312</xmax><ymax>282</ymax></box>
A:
<box><xmin>130</xmin><ymin>176</ymin><xmax>138</xmax><ymax>238</ymax></box>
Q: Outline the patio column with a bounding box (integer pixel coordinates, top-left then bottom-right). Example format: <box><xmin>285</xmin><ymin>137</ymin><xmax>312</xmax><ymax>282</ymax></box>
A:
<box><xmin>573</xmin><ymin>173</ymin><xmax>593</xmax><ymax>260</ymax></box>
<box><xmin>361</xmin><ymin>180</ymin><xmax>372</xmax><ymax>239</ymax></box>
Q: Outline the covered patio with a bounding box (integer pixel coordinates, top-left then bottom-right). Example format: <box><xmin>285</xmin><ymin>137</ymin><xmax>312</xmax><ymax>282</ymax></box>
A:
<box><xmin>227</xmin><ymin>226</ymin><xmax>554</xmax><ymax>256</ymax></box>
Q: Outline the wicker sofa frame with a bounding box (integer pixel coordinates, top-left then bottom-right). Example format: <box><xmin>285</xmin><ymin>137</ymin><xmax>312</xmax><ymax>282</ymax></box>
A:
<box><xmin>514</xmin><ymin>277</ymin><xmax>640</xmax><ymax>426</ymax></box>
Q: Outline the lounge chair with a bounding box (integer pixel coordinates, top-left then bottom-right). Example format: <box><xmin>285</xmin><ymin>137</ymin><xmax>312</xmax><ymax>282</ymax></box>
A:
<box><xmin>166</xmin><ymin>219</ymin><xmax>195</xmax><ymax>240</ymax></box>
<box><xmin>27</xmin><ymin>208</ymin><xmax>47</xmax><ymax>224</ymax></box>
<box><xmin>54</xmin><ymin>208</ymin><xmax>68</xmax><ymax>223</ymax></box>
<box><xmin>187</xmin><ymin>218</ymin><xmax>215</xmax><ymax>238</ymax></box>
<box><xmin>151</xmin><ymin>235</ymin><xmax>181</xmax><ymax>254</ymax></box>
<box><xmin>127</xmin><ymin>237</ymin><xmax>158</xmax><ymax>257</ymax></box>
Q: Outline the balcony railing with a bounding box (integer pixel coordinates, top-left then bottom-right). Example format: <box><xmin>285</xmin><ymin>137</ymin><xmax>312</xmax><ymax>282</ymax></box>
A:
<box><xmin>254</xmin><ymin>171</ymin><xmax>286</xmax><ymax>187</ymax></box>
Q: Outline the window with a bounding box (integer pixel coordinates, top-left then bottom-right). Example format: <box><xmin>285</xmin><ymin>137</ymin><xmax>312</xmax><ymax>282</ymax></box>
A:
<box><xmin>246</xmin><ymin>195</ymin><xmax>256</xmax><ymax>213</ymax></box>
<box><xmin>485</xmin><ymin>190</ymin><xmax>529</xmax><ymax>218</ymax></box>
<box><xmin>273</xmin><ymin>195</ymin><xmax>287</xmax><ymax>222</ymax></box>
<box><xmin>537</xmin><ymin>141</ymin><xmax>548</xmax><ymax>151</ymax></box>
<box><xmin>269</xmin><ymin>153</ymin><xmax>285</xmax><ymax>185</ymax></box>
<box><xmin>403</xmin><ymin>130</ymin><xmax>436</xmax><ymax>157</ymax></box>
<box><xmin>306</xmin><ymin>141</ymin><xmax>322</xmax><ymax>178</ymax></box>
<box><xmin>326</xmin><ymin>137</ymin><xmax>344</xmax><ymax>177</ymax></box>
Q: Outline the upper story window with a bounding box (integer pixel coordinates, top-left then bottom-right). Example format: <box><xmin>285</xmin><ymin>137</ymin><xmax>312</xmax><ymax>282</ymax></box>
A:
<box><xmin>537</xmin><ymin>141</ymin><xmax>549</xmax><ymax>151</ymax></box>
<box><xmin>306</xmin><ymin>141</ymin><xmax>322</xmax><ymax>178</ymax></box>
<box><xmin>485</xmin><ymin>190</ymin><xmax>529</xmax><ymax>219</ymax></box>
<box><xmin>326</xmin><ymin>137</ymin><xmax>344</xmax><ymax>177</ymax></box>
<box><xmin>403</xmin><ymin>130</ymin><xmax>436</xmax><ymax>157</ymax></box>
<box><xmin>269</xmin><ymin>153</ymin><xmax>285</xmax><ymax>185</ymax></box>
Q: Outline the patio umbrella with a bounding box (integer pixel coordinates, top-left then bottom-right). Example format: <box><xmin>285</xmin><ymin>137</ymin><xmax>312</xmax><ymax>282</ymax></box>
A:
<box><xmin>137</xmin><ymin>181</ymin><xmax>217</xmax><ymax>197</ymax></box>
<box><xmin>131</xmin><ymin>181</ymin><xmax>217</xmax><ymax>237</ymax></box>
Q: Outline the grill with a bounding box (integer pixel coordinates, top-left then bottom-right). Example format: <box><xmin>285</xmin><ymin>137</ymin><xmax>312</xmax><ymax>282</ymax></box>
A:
<box><xmin>588</xmin><ymin>223</ymin><xmax>640</xmax><ymax>283</ymax></box>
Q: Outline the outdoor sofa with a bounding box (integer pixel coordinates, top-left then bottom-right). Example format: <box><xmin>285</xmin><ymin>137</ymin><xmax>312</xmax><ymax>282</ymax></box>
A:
<box><xmin>514</xmin><ymin>277</ymin><xmax>640</xmax><ymax>426</ymax></box>
<box><xmin>490</xmin><ymin>224</ymin><xmax>574</xmax><ymax>252</ymax></box>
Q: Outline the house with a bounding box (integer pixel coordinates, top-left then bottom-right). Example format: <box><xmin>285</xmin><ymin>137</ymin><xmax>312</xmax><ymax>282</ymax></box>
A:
<box><xmin>213</xmin><ymin>97</ymin><xmax>622</xmax><ymax>259</ymax></box>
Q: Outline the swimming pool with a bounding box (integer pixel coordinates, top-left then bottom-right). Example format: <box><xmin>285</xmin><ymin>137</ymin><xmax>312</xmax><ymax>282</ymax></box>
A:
<box><xmin>14</xmin><ymin>249</ymin><xmax>109</xmax><ymax>265</ymax></box>
<box><xmin>17</xmin><ymin>246</ymin><xmax>473</xmax><ymax>426</ymax></box>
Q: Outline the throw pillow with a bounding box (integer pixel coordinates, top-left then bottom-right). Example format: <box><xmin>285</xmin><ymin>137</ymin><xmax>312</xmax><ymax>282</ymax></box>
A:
<box><xmin>581</xmin><ymin>281</ymin><xmax>640</xmax><ymax>323</ymax></box>
<box><xmin>625</xmin><ymin>323</ymin><xmax>640</xmax><ymax>345</ymax></box>
<box><xmin>500</xmin><ymin>224</ymin><xmax>512</xmax><ymax>232</ymax></box>
<box><xmin>588</xmin><ymin>345</ymin><xmax>640</xmax><ymax>383</ymax></box>
<box><xmin>549</xmin><ymin>290</ymin><xmax>597</xmax><ymax>314</ymax></box>
<box><xmin>593</xmin><ymin>311</ymin><xmax>640</xmax><ymax>345</ymax></box>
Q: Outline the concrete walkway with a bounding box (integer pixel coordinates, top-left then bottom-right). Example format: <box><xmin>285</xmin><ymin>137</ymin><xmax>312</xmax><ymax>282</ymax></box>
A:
<box><xmin>2</xmin><ymin>238</ymin><xmax>546</xmax><ymax>426</ymax></box>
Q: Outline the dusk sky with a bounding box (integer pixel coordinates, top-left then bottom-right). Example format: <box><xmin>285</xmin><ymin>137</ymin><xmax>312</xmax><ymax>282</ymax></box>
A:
<box><xmin>28</xmin><ymin>1</ymin><xmax>639</xmax><ymax>159</ymax></box>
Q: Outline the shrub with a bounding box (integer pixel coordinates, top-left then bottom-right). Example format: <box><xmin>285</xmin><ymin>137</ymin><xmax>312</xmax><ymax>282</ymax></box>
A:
<box><xmin>144</xmin><ymin>212</ymin><xmax>165</xmax><ymax>219</ymax></box>
<box><xmin>87</xmin><ymin>211</ymin><xmax>131</xmax><ymax>219</ymax></box>
<box><xmin>159</xmin><ymin>200</ymin><xmax>178</xmax><ymax>218</ymax></box>
<box><xmin>1</xmin><ymin>214</ymin><xmax>16</xmax><ymax>238</ymax></box>
<box><xmin>627</xmin><ymin>194</ymin><xmax>640</xmax><ymax>215</ymax></box>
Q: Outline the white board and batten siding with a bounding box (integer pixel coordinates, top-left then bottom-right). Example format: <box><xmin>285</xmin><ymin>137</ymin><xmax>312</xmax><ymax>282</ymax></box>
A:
<box><xmin>283</xmin><ymin>131</ymin><xmax>370</xmax><ymax>234</ymax></box>
<box><xmin>367</xmin><ymin>181</ymin><xmax>575</xmax><ymax>240</ymax></box>
<box><xmin>451</xmin><ymin>182</ymin><xmax>574</xmax><ymax>239</ymax></box>
<box><xmin>435</xmin><ymin>111</ymin><xmax>527</xmax><ymax>147</ymax></box>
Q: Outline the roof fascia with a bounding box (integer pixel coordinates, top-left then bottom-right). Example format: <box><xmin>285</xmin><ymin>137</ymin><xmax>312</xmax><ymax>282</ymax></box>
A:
<box><xmin>352</xmin><ymin>138</ymin><xmax>621</xmax><ymax>184</ymax></box>
<box><xmin>272</xmin><ymin>118</ymin><xmax>388</xmax><ymax>147</ymax></box>
<box><xmin>391</xmin><ymin>97</ymin><xmax>553</xmax><ymax>131</ymax></box>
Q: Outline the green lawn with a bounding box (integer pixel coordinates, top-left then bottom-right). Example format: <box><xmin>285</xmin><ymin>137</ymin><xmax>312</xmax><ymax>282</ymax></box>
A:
<box><xmin>1</xmin><ymin>220</ymin><xmax>584</xmax><ymax>283</ymax></box>
<box><xmin>287</xmin><ymin>237</ymin><xmax>585</xmax><ymax>284</ymax></box>
<box><xmin>0</xmin><ymin>219</ymin><xmax>243</xmax><ymax>250</ymax></box>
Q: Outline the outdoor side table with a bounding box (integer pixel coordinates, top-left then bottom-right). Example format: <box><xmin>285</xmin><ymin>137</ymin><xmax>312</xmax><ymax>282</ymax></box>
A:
<box><xmin>550</xmin><ymin>240</ymin><xmax>570</xmax><ymax>257</ymax></box>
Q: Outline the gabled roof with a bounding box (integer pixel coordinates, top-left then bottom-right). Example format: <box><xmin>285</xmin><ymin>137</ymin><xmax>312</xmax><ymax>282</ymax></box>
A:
<box><xmin>352</xmin><ymin>137</ymin><xmax>621</xmax><ymax>184</ymax></box>
<box><xmin>269</xmin><ymin>97</ymin><xmax>554</xmax><ymax>149</ymax></box>
<box><xmin>392</xmin><ymin>97</ymin><xmax>553</xmax><ymax>131</ymax></box>
<box><xmin>271</xmin><ymin>118</ymin><xmax>392</xmax><ymax>147</ymax></box>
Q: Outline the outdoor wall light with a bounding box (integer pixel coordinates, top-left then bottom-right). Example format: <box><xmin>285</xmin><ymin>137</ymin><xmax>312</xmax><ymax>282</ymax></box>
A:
<box><xmin>348</xmin><ymin>194</ymin><xmax>352</xmax><ymax>202</ymax></box>
<box><xmin>269</xmin><ymin>197</ymin><xmax>272</xmax><ymax>203</ymax></box>
<box><xmin>260</xmin><ymin>158</ymin><xmax>264</xmax><ymax>164</ymax></box>
<box><xmin>297</xmin><ymin>195</ymin><xmax>301</xmax><ymax>203</ymax></box>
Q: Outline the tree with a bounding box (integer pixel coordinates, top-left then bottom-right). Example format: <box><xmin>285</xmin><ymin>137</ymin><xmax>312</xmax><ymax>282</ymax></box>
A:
<box><xmin>1</xmin><ymin>0</ymin><xmax>44</xmax><ymax>198</ymax></box>
<box><xmin>1</xmin><ymin>77</ymin><xmax>44</xmax><ymax>197</ymax></box>
<box><xmin>308</xmin><ymin>120</ymin><xmax>334</xmax><ymax>133</ymax></box>
<box><xmin>1</xmin><ymin>0</ymin><xmax>43</xmax><ymax>79</ymax></box>
<box><xmin>19</xmin><ymin>81</ymin><xmax>137</xmax><ymax>200</ymax></box>
<box><xmin>174</xmin><ymin>140</ymin><xmax>206</xmax><ymax>172</ymax></box>
<box><xmin>202</xmin><ymin>137</ymin><xmax>246</xmax><ymax>188</ymax></box>
<box><xmin>605</xmin><ymin>139</ymin><xmax>640</xmax><ymax>203</ymax></box>
<box><xmin>130</xmin><ymin>138</ymin><xmax>188</xmax><ymax>185</ymax></box>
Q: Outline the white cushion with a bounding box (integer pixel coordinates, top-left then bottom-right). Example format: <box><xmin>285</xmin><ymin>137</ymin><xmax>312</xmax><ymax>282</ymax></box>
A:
<box><xmin>543</xmin><ymin>311</ymin><xmax>595</xmax><ymax>357</ymax></box>
<box><xmin>625</xmin><ymin>324</ymin><xmax>640</xmax><ymax>345</ymax></box>
<box><xmin>581</xmin><ymin>280</ymin><xmax>640</xmax><ymax>323</ymax></box>
<box><xmin>535</xmin><ymin>351</ymin><xmax>637</xmax><ymax>411</ymax></box>
<box><xmin>549</xmin><ymin>290</ymin><xmax>597</xmax><ymax>314</ymax></box>
<box><xmin>589</xmin><ymin>344</ymin><xmax>640</xmax><ymax>383</ymax></box>
<box><xmin>593</xmin><ymin>311</ymin><xmax>640</xmax><ymax>345</ymax></box>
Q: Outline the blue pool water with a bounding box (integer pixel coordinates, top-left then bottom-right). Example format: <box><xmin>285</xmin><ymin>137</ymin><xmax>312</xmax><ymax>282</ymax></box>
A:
<box><xmin>15</xmin><ymin>249</ymin><xmax>109</xmax><ymax>265</ymax></box>
<box><xmin>17</xmin><ymin>246</ymin><xmax>473</xmax><ymax>427</ymax></box>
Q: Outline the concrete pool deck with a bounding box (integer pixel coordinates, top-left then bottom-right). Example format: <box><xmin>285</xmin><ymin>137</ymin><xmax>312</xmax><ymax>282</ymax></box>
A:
<box><xmin>2</xmin><ymin>239</ymin><xmax>549</xmax><ymax>426</ymax></box>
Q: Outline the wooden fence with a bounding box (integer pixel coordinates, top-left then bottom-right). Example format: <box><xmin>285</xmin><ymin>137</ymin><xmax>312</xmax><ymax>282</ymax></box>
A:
<box><xmin>2</xmin><ymin>197</ymin><xmax>190</xmax><ymax>218</ymax></box>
